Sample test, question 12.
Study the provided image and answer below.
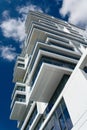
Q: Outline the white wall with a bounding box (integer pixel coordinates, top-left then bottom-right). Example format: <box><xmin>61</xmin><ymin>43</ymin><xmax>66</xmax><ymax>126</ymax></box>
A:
<box><xmin>63</xmin><ymin>62</ymin><xmax>87</xmax><ymax>129</ymax></box>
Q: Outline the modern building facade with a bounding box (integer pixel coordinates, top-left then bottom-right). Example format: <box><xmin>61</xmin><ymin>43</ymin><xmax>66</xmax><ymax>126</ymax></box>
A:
<box><xmin>10</xmin><ymin>11</ymin><xmax>87</xmax><ymax>130</ymax></box>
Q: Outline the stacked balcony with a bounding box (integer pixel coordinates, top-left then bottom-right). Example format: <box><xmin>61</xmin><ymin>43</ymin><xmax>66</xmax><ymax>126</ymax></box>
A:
<box><xmin>13</xmin><ymin>54</ymin><xmax>29</xmax><ymax>82</ymax></box>
<box><xmin>10</xmin><ymin>83</ymin><xmax>28</xmax><ymax>120</ymax></box>
<box><xmin>21</xmin><ymin>102</ymin><xmax>47</xmax><ymax>130</ymax></box>
<box><xmin>29</xmin><ymin>62</ymin><xmax>72</xmax><ymax>103</ymax></box>
<box><xmin>28</xmin><ymin>51</ymin><xmax>76</xmax><ymax>103</ymax></box>
<box><xmin>23</xmin><ymin>38</ymin><xmax>80</xmax><ymax>103</ymax></box>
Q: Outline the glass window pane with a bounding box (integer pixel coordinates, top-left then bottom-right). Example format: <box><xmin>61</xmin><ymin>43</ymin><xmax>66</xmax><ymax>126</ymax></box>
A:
<box><xmin>61</xmin><ymin>99</ymin><xmax>73</xmax><ymax>129</ymax></box>
<box><xmin>59</xmin><ymin>114</ymin><xmax>66</xmax><ymax>130</ymax></box>
<box><xmin>44</xmin><ymin>98</ymin><xmax>73</xmax><ymax>130</ymax></box>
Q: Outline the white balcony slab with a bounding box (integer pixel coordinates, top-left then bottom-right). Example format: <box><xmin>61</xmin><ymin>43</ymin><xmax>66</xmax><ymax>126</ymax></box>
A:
<box><xmin>29</xmin><ymin>63</ymin><xmax>72</xmax><ymax>102</ymax></box>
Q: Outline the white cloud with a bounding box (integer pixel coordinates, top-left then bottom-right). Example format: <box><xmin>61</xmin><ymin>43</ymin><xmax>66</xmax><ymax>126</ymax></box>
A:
<box><xmin>1</xmin><ymin>4</ymin><xmax>43</xmax><ymax>43</ymax></box>
<box><xmin>0</xmin><ymin>45</ymin><xmax>17</xmax><ymax>61</ymax></box>
<box><xmin>0</xmin><ymin>17</ymin><xmax>25</xmax><ymax>42</ymax></box>
<box><xmin>60</xmin><ymin>0</ymin><xmax>87</xmax><ymax>26</ymax></box>
<box><xmin>17</xmin><ymin>4</ymin><xmax>43</xmax><ymax>14</ymax></box>
<box><xmin>2</xmin><ymin>10</ymin><xmax>10</xmax><ymax>19</ymax></box>
<box><xmin>17</xmin><ymin>4</ymin><xmax>43</xmax><ymax>20</ymax></box>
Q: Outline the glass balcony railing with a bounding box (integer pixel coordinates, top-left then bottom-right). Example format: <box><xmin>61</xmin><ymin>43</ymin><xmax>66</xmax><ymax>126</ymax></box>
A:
<box><xmin>30</xmin><ymin>56</ymin><xmax>75</xmax><ymax>88</ymax></box>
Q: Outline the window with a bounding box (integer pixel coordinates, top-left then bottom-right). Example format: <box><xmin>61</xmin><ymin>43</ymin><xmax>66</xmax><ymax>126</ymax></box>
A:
<box><xmin>17</xmin><ymin>63</ymin><xmax>25</xmax><ymax>67</ymax></box>
<box><xmin>59</xmin><ymin>114</ymin><xmax>66</xmax><ymax>130</ymax></box>
<box><xmin>15</xmin><ymin>94</ymin><xmax>26</xmax><ymax>102</ymax></box>
<box><xmin>83</xmin><ymin>66</ymin><xmax>87</xmax><ymax>73</ymax></box>
<box><xmin>16</xmin><ymin>85</ymin><xmax>25</xmax><ymax>91</ymax></box>
<box><xmin>34</xmin><ymin>116</ymin><xmax>44</xmax><ymax>130</ymax></box>
<box><xmin>45</xmin><ymin>75</ymin><xmax>70</xmax><ymax>115</ymax></box>
<box><xmin>12</xmin><ymin>85</ymin><xmax>26</xmax><ymax>99</ymax></box>
<box><xmin>18</xmin><ymin>58</ymin><xmax>25</xmax><ymax>62</ymax></box>
<box><xmin>44</xmin><ymin>98</ymin><xmax>73</xmax><ymax>130</ymax></box>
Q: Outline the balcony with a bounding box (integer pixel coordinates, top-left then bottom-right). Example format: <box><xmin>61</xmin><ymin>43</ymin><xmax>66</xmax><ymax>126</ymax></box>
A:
<box><xmin>29</xmin><ymin>60</ymin><xmax>72</xmax><ymax>102</ymax></box>
<box><xmin>22</xmin><ymin>102</ymin><xmax>47</xmax><ymax>130</ymax></box>
<box><xmin>10</xmin><ymin>83</ymin><xmax>29</xmax><ymax>120</ymax></box>
<box><xmin>13</xmin><ymin>54</ymin><xmax>29</xmax><ymax>82</ymax></box>
<box><xmin>10</xmin><ymin>93</ymin><xmax>26</xmax><ymax>120</ymax></box>
<box><xmin>11</xmin><ymin>82</ymin><xmax>26</xmax><ymax>99</ymax></box>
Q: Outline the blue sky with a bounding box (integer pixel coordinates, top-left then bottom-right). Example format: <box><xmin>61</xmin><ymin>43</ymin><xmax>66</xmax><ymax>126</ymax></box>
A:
<box><xmin>0</xmin><ymin>0</ymin><xmax>87</xmax><ymax>130</ymax></box>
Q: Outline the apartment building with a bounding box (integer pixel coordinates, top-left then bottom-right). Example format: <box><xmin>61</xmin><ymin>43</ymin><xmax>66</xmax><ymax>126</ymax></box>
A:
<box><xmin>10</xmin><ymin>11</ymin><xmax>87</xmax><ymax>130</ymax></box>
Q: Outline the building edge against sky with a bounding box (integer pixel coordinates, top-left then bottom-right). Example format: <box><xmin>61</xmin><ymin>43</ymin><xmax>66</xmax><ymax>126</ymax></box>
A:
<box><xmin>10</xmin><ymin>11</ymin><xmax>87</xmax><ymax>130</ymax></box>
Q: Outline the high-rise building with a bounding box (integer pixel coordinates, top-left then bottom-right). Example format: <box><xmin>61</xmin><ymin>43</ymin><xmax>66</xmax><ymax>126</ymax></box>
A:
<box><xmin>10</xmin><ymin>11</ymin><xmax>87</xmax><ymax>130</ymax></box>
